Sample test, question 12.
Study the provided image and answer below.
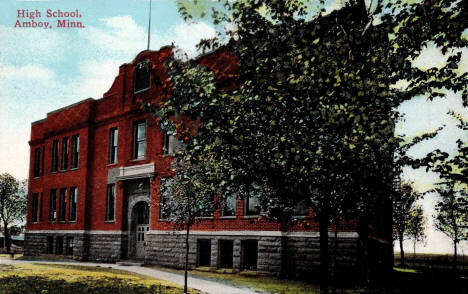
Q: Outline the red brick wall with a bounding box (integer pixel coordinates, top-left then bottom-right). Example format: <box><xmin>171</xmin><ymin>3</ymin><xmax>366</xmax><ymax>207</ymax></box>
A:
<box><xmin>27</xmin><ymin>47</ymin><xmax>357</xmax><ymax>234</ymax></box>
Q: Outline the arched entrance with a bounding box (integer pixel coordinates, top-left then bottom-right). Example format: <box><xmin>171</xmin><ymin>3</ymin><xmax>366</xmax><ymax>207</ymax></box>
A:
<box><xmin>131</xmin><ymin>201</ymin><xmax>150</xmax><ymax>258</ymax></box>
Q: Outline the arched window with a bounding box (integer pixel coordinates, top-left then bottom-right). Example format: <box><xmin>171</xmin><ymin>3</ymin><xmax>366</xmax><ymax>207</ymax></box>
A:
<box><xmin>137</xmin><ymin>203</ymin><xmax>149</xmax><ymax>224</ymax></box>
<box><xmin>134</xmin><ymin>60</ymin><xmax>151</xmax><ymax>93</ymax></box>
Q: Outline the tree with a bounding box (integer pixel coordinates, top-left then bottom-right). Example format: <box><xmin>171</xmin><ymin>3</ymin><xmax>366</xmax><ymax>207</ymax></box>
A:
<box><xmin>393</xmin><ymin>181</ymin><xmax>422</xmax><ymax>267</ymax></box>
<box><xmin>434</xmin><ymin>185</ymin><xmax>468</xmax><ymax>270</ymax></box>
<box><xmin>159</xmin><ymin>152</ymin><xmax>215</xmax><ymax>294</ymax></box>
<box><xmin>417</xmin><ymin>113</ymin><xmax>468</xmax><ymax>270</ymax></box>
<box><xmin>0</xmin><ymin>173</ymin><xmax>27</xmax><ymax>253</ymax></box>
<box><xmin>406</xmin><ymin>204</ymin><xmax>427</xmax><ymax>265</ymax></box>
<box><xmin>153</xmin><ymin>0</ymin><xmax>468</xmax><ymax>291</ymax></box>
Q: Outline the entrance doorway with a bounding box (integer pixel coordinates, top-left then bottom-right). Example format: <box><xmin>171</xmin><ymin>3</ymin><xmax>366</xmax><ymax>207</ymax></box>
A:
<box><xmin>133</xmin><ymin>201</ymin><xmax>149</xmax><ymax>258</ymax></box>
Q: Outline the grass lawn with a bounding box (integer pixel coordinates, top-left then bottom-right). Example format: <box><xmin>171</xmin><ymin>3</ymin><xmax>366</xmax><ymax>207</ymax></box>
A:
<box><xmin>0</xmin><ymin>263</ymin><xmax>199</xmax><ymax>294</ymax></box>
<box><xmin>146</xmin><ymin>266</ymin><xmax>363</xmax><ymax>294</ymax></box>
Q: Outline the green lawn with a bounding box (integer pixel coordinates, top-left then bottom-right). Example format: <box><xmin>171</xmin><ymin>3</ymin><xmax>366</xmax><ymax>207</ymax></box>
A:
<box><xmin>146</xmin><ymin>266</ymin><xmax>363</xmax><ymax>294</ymax></box>
<box><xmin>0</xmin><ymin>263</ymin><xmax>199</xmax><ymax>294</ymax></box>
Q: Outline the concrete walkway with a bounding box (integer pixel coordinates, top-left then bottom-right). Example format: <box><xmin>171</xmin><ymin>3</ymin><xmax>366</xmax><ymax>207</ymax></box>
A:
<box><xmin>0</xmin><ymin>258</ymin><xmax>258</xmax><ymax>294</ymax></box>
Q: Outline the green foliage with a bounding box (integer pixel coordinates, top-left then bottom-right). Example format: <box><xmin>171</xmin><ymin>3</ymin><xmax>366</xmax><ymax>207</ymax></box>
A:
<box><xmin>434</xmin><ymin>185</ymin><xmax>468</xmax><ymax>245</ymax></box>
<box><xmin>393</xmin><ymin>182</ymin><xmax>423</xmax><ymax>242</ymax></box>
<box><xmin>406</xmin><ymin>204</ymin><xmax>427</xmax><ymax>247</ymax></box>
<box><xmin>149</xmin><ymin>0</ymin><xmax>468</xmax><ymax>287</ymax></box>
<box><xmin>159</xmin><ymin>154</ymin><xmax>216</xmax><ymax>228</ymax></box>
<box><xmin>0</xmin><ymin>173</ymin><xmax>27</xmax><ymax>253</ymax></box>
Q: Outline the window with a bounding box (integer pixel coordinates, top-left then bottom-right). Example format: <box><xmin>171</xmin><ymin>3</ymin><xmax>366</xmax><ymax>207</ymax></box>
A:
<box><xmin>31</xmin><ymin>193</ymin><xmax>39</xmax><ymax>222</ymax></box>
<box><xmin>46</xmin><ymin>236</ymin><xmax>54</xmax><ymax>254</ymax></box>
<box><xmin>241</xmin><ymin>240</ymin><xmax>258</xmax><ymax>270</ymax></box>
<box><xmin>69</xmin><ymin>187</ymin><xmax>77</xmax><ymax>222</ymax></box>
<box><xmin>108</xmin><ymin>127</ymin><xmax>118</xmax><ymax>164</ymax></box>
<box><xmin>245</xmin><ymin>195</ymin><xmax>261</xmax><ymax>216</ymax></box>
<box><xmin>159</xmin><ymin>178</ymin><xmax>171</xmax><ymax>219</ymax></box>
<box><xmin>41</xmin><ymin>146</ymin><xmax>45</xmax><ymax>176</ymax></box>
<box><xmin>218</xmin><ymin>240</ymin><xmax>234</xmax><ymax>269</ymax></box>
<box><xmin>39</xmin><ymin>192</ymin><xmax>43</xmax><ymax>221</ymax></box>
<box><xmin>66</xmin><ymin>237</ymin><xmax>74</xmax><ymax>256</ymax></box>
<box><xmin>134</xmin><ymin>60</ymin><xmax>151</xmax><ymax>93</ymax></box>
<box><xmin>106</xmin><ymin>184</ymin><xmax>115</xmax><ymax>221</ymax></box>
<box><xmin>293</xmin><ymin>200</ymin><xmax>309</xmax><ymax>216</ymax></box>
<box><xmin>58</xmin><ymin>188</ymin><xmax>66</xmax><ymax>222</ymax></box>
<box><xmin>49</xmin><ymin>189</ymin><xmax>57</xmax><ymax>222</ymax></box>
<box><xmin>71</xmin><ymin>135</ymin><xmax>79</xmax><ymax>169</ymax></box>
<box><xmin>61</xmin><ymin>137</ymin><xmax>68</xmax><ymax>171</ymax></box>
<box><xmin>137</xmin><ymin>203</ymin><xmax>149</xmax><ymax>224</ymax></box>
<box><xmin>162</xmin><ymin>131</ymin><xmax>176</xmax><ymax>155</ymax></box>
<box><xmin>56</xmin><ymin>236</ymin><xmax>64</xmax><ymax>255</ymax></box>
<box><xmin>221</xmin><ymin>195</ymin><xmax>236</xmax><ymax>217</ymax></box>
<box><xmin>51</xmin><ymin>140</ymin><xmax>59</xmax><ymax>173</ymax></box>
<box><xmin>133</xmin><ymin>121</ymin><xmax>146</xmax><ymax>159</ymax></box>
<box><xmin>197</xmin><ymin>239</ymin><xmax>211</xmax><ymax>267</ymax></box>
<box><xmin>33</xmin><ymin>148</ymin><xmax>41</xmax><ymax>177</ymax></box>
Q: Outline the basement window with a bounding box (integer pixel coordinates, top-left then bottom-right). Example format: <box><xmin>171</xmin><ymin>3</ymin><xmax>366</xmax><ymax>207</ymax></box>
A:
<box><xmin>46</xmin><ymin>236</ymin><xmax>54</xmax><ymax>254</ymax></box>
<box><xmin>134</xmin><ymin>60</ymin><xmax>151</xmax><ymax>93</ymax></box>
<box><xmin>218</xmin><ymin>240</ymin><xmax>234</xmax><ymax>269</ymax></box>
<box><xmin>241</xmin><ymin>240</ymin><xmax>258</xmax><ymax>270</ymax></box>
<box><xmin>66</xmin><ymin>237</ymin><xmax>74</xmax><ymax>256</ymax></box>
<box><xmin>197</xmin><ymin>239</ymin><xmax>211</xmax><ymax>267</ymax></box>
<box><xmin>56</xmin><ymin>236</ymin><xmax>64</xmax><ymax>255</ymax></box>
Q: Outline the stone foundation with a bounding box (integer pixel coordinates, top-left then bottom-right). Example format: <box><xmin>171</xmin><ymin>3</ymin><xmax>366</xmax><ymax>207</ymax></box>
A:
<box><xmin>25</xmin><ymin>231</ymin><xmax>360</xmax><ymax>278</ymax></box>
<box><xmin>24</xmin><ymin>232</ymin><xmax>127</xmax><ymax>262</ymax></box>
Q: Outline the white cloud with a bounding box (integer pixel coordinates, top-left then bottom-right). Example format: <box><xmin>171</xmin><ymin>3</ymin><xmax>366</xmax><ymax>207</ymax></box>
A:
<box><xmin>83</xmin><ymin>16</ymin><xmax>217</xmax><ymax>58</ymax></box>
<box><xmin>76</xmin><ymin>59</ymin><xmax>122</xmax><ymax>98</ymax></box>
<box><xmin>0</xmin><ymin>63</ymin><xmax>56</xmax><ymax>81</ymax></box>
<box><xmin>170</xmin><ymin>22</ymin><xmax>217</xmax><ymax>56</ymax></box>
<box><xmin>85</xmin><ymin>16</ymin><xmax>147</xmax><ymax>55</ymax></box>
<box><xmin>0</xmin><ymin>25</ymin><xmax>67</xmax><ymax>65</ymax></box>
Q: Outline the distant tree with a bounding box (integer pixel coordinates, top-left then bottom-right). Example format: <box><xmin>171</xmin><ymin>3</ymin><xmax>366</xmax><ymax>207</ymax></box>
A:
<box><xmin>393</xmin><ymin>181</ymin><xmax>422</xmax><ymax>267</ymax></box>
<box><xmin>417</xmin><ymin>113</ymin><xmax>468</xmax><ymax>270</ymax></box>
<box><xmin>0</xmin><ymin>173</ymin><xmax>27</xmax><ymax>253</ymax></box>
<box><xmin>406</xmin><ymin>204</ymin><xmax>427</xmax><ymax>265</ymax></box>
<box><xmin>434</xmin><ymin>185</ymin><xmax>468</xmax><ymax>270</ymax></box>
<box><xmin>159</xmin><ymin>153</ymin><xmax>215</xmax><ymax>294</ymax></box>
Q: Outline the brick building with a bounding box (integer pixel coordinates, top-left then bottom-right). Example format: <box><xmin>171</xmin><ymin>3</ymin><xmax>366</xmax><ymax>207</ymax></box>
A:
<box><xmin>24</xmin><ymin>46</ymin><xmax>392</xmax><ymax>278</ymax></box>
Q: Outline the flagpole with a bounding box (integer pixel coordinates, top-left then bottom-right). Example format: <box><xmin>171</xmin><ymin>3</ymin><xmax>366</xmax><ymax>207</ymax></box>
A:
<box><xmin>147</xmin><ymin>0</ymin><xmax>152</xmax><ymax>50</ymax></box>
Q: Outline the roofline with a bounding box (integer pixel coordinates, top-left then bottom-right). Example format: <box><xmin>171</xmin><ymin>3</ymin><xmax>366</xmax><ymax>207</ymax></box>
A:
<box><xmin>31</xmin><ymin>97</ymin><xmax>96</xmax><ymax>125</ymax></box>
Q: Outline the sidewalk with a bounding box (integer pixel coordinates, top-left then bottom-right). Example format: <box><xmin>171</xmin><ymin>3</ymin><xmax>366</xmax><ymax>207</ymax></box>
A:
<box><xmin>0</xmin><ymin>257</ymin><xmax>258</xmax><ymax>294</ymax></box>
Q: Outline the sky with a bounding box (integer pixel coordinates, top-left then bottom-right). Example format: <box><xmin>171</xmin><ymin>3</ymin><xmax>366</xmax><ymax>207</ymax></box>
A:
<box><xmin>0</xmin><ymin>0</ymin><xmax>467</xmax><ymax>254</ymax></box>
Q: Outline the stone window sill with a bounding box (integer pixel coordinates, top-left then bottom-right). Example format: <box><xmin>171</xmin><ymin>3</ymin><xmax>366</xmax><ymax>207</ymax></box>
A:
<box><xmin>219</xmin><ymin>216</ymin><xmax>236</xmax><ymax>219</ymax></box>
<box><xmin>243</xmin><ymin>215</ymin><xmax>259</xmax><ymax>219</ymax></box>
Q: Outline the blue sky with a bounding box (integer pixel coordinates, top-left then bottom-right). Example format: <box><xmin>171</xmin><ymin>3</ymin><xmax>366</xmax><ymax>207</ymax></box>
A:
<box><xmin>0</xmin><ymin>0</ymin><xmax>467</xmax><ymax>254</ymax></box>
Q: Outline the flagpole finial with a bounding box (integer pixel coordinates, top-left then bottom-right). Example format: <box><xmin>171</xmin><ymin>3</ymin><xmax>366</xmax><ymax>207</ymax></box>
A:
<box><xmin>147</xmin><ymin>0</ymin><xmax>152</xmax><ymax>50</ymax></box>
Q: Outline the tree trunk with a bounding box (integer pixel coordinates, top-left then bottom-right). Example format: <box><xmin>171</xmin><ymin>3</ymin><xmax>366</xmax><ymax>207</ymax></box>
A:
<box><xmin>3</xmin><ymin>221</ymin><xmax>10</xmax><ymax>254</ymax></box>
<box><xmin>319</xmin><ymin>212</ymin><xmax>330</xmax><ymax>294</ymax></box>
<box><xmin>413</xmin><ymin>240</ymin><xmax>416</xmax><ymax>266</ymax></box>
<box><xmin>399</xmin><ymin>236</ymin><xmax>405</xmax><ymax>267</ymax></box>
<box><xmin>332</xmin><ymin>220</ymin><xmax>339</xmax><ymax>294</ymax></box>
<box><xmin>453</xmin><ymin>241</ymin><xmax>457</xmax><ymax>271</ymax></box>
<box><xmin>184</xmin><ymin>224</ymin><xmax>190</xmax><ymax>294</ymax></box>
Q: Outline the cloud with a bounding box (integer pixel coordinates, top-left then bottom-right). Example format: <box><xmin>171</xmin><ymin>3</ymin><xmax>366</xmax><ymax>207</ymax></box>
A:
<box><xmin>83</xmin><ymin>16</ymin><xmax>217</xmax><ymax>58</ymax></box>
<box><xmin>85</xmin><ymin>16</ymin><xmax>146</xmax><ymax>56</ymax></box>
<box><xmin>0</xmin><ymin>25</ymin><xmax>67</xmax><ymax>66</ymax></box>
<box><xmin>75</xmin><ymin>59</ymin><xmax>122</xmax><ymax>98</ymax></box>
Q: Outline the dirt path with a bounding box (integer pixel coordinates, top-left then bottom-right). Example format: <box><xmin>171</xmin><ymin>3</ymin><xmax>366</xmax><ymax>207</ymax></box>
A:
<box><xmin>0</xmin><ymin>258</ymin><xmax>259</xmax><ymax>294</ymax></box>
